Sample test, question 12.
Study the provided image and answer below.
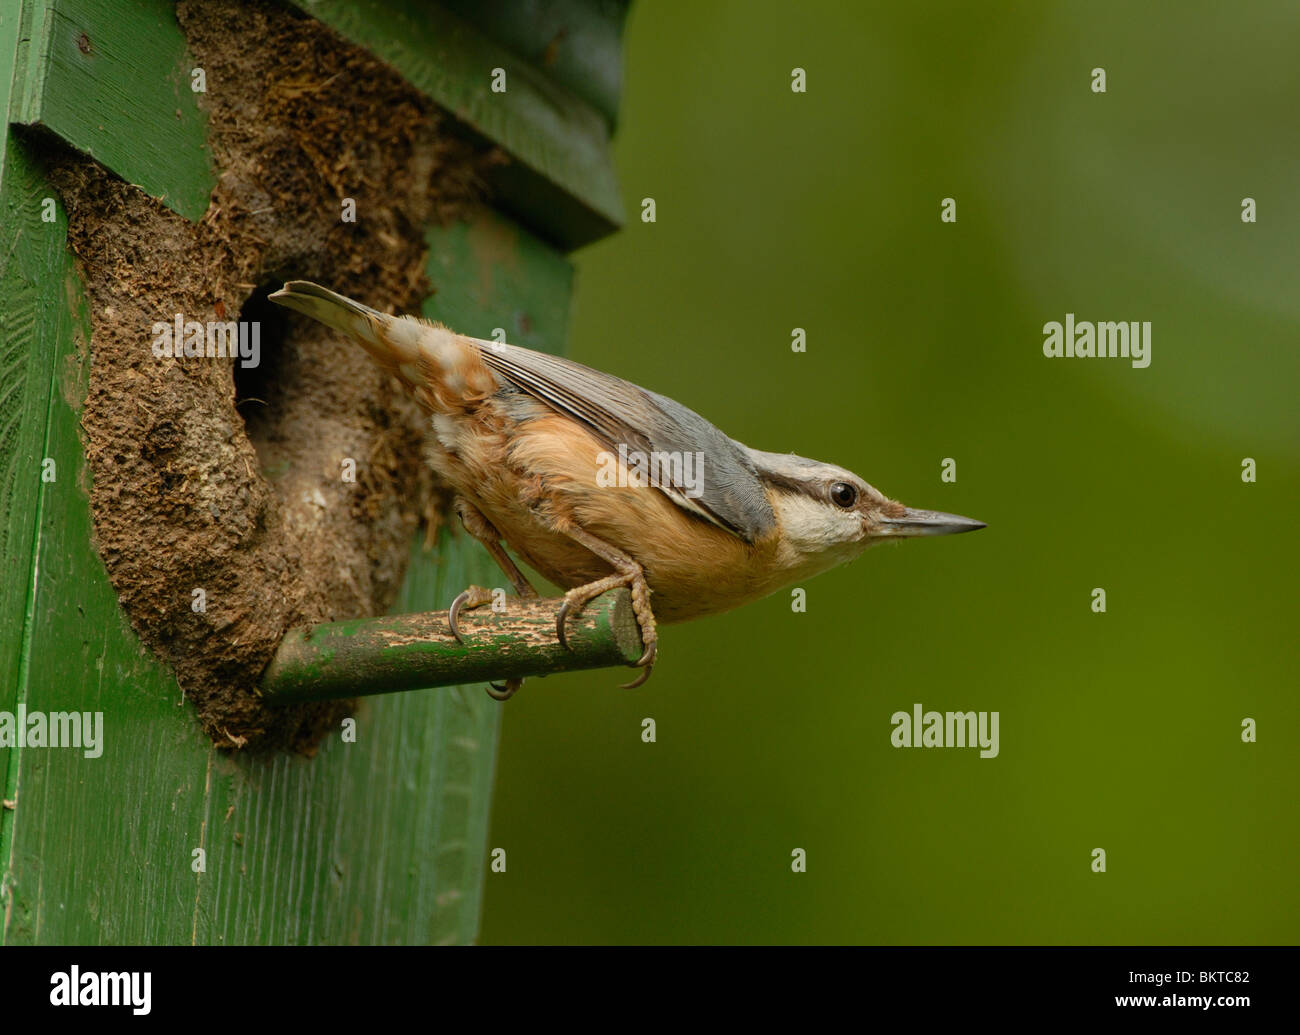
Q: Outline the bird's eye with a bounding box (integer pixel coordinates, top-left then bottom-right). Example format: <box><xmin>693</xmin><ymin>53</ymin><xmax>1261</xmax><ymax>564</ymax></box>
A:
<box><xmin>829</xmin><ymin>482</ymin><xmax>858</xmax><ymax>509</ymax></box>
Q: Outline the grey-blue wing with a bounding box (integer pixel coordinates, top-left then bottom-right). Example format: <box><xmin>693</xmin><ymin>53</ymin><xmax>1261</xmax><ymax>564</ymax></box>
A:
<box><xmin>472</xmin><ymin>340</ymin><xmax>776</xmax><ymax>542</ymax></box>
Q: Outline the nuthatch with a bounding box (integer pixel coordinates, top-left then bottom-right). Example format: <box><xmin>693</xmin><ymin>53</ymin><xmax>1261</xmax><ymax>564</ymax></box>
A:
<box><xmin>270</xmin><ymin>282</ymin><xmax>985</xmax><ymax>699</ymax></box>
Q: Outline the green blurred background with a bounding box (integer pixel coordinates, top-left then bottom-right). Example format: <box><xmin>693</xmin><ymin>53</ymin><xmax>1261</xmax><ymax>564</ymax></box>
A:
<box><xmin>479</xmin><ymin>0</ymin><xmax>1300</xmax><ymax>944</ymax></box>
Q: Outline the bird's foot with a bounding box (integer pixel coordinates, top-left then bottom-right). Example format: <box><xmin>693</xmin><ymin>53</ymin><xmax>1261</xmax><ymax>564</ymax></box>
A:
<box><xmin>556</xmin><ymin>570</ymin><xmax>658</xmax><ymax>689</ymax></box>
<box><xmin>448</xmin><ymin>584</ymin><xmax>496</xmax><ymax>644</ymax></box>
<box><xmin>449</xmin><ymin>585</ymin><xmax>526</xmax><ymax>701</ymax></box>
<box><xmin>619</xmin><ymin>572</ymin><xmax>657</xmax><ymax>689</ymax></box>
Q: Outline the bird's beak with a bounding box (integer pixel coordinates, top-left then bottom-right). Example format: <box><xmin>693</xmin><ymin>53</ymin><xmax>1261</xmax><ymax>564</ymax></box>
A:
<box><xmin>875</xmin><ymin>506</ymin><xmax>986</xmax><ymax>538</ymax></box>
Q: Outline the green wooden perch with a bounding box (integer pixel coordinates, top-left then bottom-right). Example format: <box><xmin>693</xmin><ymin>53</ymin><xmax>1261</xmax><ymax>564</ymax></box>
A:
<box><xmin>259</xmin><ymin>589</ymin><xmax>644</xmax><ymax>705</ymax></box>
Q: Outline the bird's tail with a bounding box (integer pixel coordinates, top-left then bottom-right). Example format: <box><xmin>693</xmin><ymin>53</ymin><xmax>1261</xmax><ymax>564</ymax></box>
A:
<box><xmin>269</xmin><ymin>280</ymin><xmax>388</xmax><ymax>347</ymax></box>
<box><xmin>268</xmin><ymin>280</ymin><xmax>496</xmax><ymax>413</ymax></box>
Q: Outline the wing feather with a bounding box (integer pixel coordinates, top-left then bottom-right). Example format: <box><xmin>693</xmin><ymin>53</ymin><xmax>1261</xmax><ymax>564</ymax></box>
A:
<box><xmin>471</xmin><ymin>339</ymin><xmax>776</xmax><ymax>542</ymax></box>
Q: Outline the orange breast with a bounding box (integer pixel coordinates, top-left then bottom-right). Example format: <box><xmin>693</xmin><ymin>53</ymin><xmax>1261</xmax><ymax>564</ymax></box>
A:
<box><xmin>425</xmin><ymin>404</ymin><xmax>786</xmax><ymax>624</ymax></box>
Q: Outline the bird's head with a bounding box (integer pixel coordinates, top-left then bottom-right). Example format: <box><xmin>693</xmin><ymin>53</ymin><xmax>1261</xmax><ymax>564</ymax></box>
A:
<box><xmin>747</xmin><ymin>449</ymin><xmax>985</xmax><ymax>571</ymax></box>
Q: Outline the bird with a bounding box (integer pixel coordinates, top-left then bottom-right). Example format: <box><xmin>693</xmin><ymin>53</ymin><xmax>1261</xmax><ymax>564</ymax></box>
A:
<box><xmin>269</xmin><ymin>281</ymin><xmax>986</xmax><ymax>700</ymax></box>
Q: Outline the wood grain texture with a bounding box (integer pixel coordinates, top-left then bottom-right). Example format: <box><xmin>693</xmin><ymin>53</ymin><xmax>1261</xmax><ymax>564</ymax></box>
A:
<box><xmin>10</xmin><ymin>0</ymin><xmax>214</xmax><ymax>221</ymax></box>
<box><xmin>424</xmin><ymin>202</ymin><xmax>575</xmax><ymax>347</ymax></box>
<box><xmin>192</xmin><ymin>535</ymin><xmax>504</xmax><ymax>946</ymax></box>
<box><xmin>0</xmin><ymin>137</ymin><xmax>574</xmax><ymax>942</ymax></box>
<box><xmin>298</xmin><ymin>0</ymin><xmax>625</xmax><ymax>249</ymax></box>
<box><xmin>439</xmin><ymin>0</ymin><xmax>630</xmax><ymax>130</ymax></box>
<box><xmin>0</xmin><ymin>133</ymin><xmax>72</xmax><ymax>882</ymax></box>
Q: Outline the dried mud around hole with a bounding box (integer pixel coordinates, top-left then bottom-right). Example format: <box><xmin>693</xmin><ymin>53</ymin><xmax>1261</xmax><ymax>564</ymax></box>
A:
<box><xmin>42</xmin><ymin>0</ymin><xmax>493</xmax><ymax>752</ymax></box>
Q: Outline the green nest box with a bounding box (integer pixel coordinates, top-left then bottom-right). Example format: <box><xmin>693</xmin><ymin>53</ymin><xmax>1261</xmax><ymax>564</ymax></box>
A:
<box><xmin>0</xmin><ymin>0</ymin><xmax>628</xmax><ymax>945</ymax></box>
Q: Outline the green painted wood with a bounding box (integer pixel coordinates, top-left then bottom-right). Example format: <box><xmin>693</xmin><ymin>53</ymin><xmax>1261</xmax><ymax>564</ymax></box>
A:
<box><xmin>425</xmin><ymin>202</ymin><xmax>574</xmax><ymax>349</ymax></box>
<box><xmin>0</xmin><ymin>152</ymin><xmax>575</xmax><ymax>945</ymax></box>
<box><xmin>9</xmin><ymin>0</ymin><xmax>214</xmax><ymax>222</ymax></box>
<box><xmin>0</xmin><ymin>0</ymin><xmax>23</xmax><ymax>172</ymax></box>
<box><xmin>1</xmin><ymin>0</ymin><xmax>583</xmax><ymax>947</ymax></box>
<box><xmin>0</xmin><ymin>133</ymin><xmax>74</xmax><ymax>894</ymax></box>
<box><xmin>297</xmin><ymin>0</ymin><xmax>624</xmax><ymax>250</ymax></box>
<box><xmin>192</xmin><ymin>532</ymin><xmax>504</xmax><ymax>946</ymax></box>
<box><xmin>0</xmin><ymin>0</ymin><xmax>37</xmax><ymax>745</ymax></box>
<box><xmin>6</xmin><ymin>0</ymin><xmax>626</xmax><ymax>247</ymax></box>
<box><xmin>0</xmin><ymin>134</ymin><xmax>214</xmax><ymax>943</ymax></box>
<box><xmin>1</xmin><ymin>209</ymin><xmax>217</xmax><ymax>939</ymax></box>
<box><xmin>439</xmin><ymin>0</ymin><xmax>630</xmax><ymax>130</ymax></box>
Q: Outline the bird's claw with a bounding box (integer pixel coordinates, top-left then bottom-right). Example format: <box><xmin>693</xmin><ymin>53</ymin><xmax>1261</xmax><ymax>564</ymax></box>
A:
<box><xmin>451</xmin><ymin>586</ymin><xmax>522</xmax><ymax>699</ymax></box>
<box><xmin>553</xmin><ymin>566</ymin><xmax>658</xmax><ymax>689</ymax></box>
<box><xmin>555</xmin><ymin>596</ymin><xmax>574</xmax><ymax>651</ymax></box>
<box><xmin>486</xmin><ymin>678</ymin><xmax>521</xmax><ymax>702</ymax></box>
<box><xmin>448</xmin><ymin>585</ymin><xmax>495</xmax><ymax>644</ymax></box>
<box><xmin>619</xmin><ymin>666</ymin><xmax>653</xmax><ymax>690</ymax></box>
<box><xmin>619</xmin><ymin>640</ymin><xmax>657</xmax><ymax>689</ymax></box>
<box><xmin>448</xmin><ymin>592</ymin><xmax>471</xmax><ymax>645</ymax></box>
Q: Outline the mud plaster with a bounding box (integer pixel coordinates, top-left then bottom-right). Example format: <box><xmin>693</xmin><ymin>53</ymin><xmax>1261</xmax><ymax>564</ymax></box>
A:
<box><xmin>42</xmin><ymin>0</ymin><xmax>493</xmax><ymax>752</ymax></box>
